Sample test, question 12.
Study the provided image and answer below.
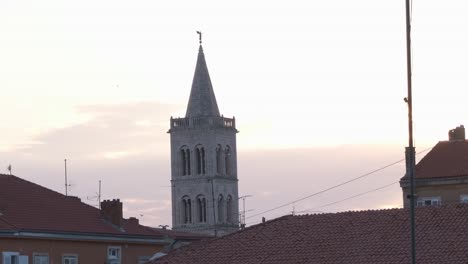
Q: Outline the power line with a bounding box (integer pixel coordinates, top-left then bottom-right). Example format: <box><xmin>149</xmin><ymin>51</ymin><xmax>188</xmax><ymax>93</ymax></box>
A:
<box><xmin>296</xmin><ymin>181</ymin><xmax>399</xmax><ymax>214</ymax></box>
<box><xmin>245</xmin><ymin>147</ymin><xmax>432</xmax><ymax>220</ymax></box>
<box><xmin>246</xmin><ymin>181</ymin><xmax>399</xmax><ymax>226</ymax></box>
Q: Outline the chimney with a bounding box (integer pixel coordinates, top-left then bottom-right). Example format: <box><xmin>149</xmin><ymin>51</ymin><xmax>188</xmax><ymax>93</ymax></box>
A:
<box><xmin>128</xmin><ymin>217</ymin><xmax>139</xmax><ymax>225</ymax></box>
<box><xmin>449</xmin><ymin>125</ymin><xmax>465</xmax><ymax>141</ymax></box>
<box><xmin>100</xmin><ymin>199</ymin><xmax>123</xmax><ymax>227</ymax></box>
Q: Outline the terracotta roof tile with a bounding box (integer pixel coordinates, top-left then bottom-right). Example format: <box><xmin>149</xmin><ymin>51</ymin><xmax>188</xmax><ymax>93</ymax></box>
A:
<box><xmin>414</xmin><ymin>140</ymin><xmax>468</xmax><ymax>179</ymax></box>
<box><xmin>150</xmin><ymin>205</ymin><xmax>468</xmax><ymax>263</ymax></box>
<box><xmin>0</xmin><ymin>174</ymin><xmax>187</xmax><ymax>240</ymax></box>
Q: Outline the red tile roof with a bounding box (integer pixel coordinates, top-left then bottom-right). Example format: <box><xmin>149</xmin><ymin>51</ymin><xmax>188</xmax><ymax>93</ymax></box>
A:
<box><xmin>150</xmin><ymin>205</ymin><xmax>468</xmax><ymax>263</ymax></box>
<box><xmin>0</xmin><ymin>174</ymin><xmax>199</xmax><ymax>241</ymax></box>
<box><xmin>414</xmin><ymin>140</ymin><xmax>468</xmax><ymax>179</ymax></box>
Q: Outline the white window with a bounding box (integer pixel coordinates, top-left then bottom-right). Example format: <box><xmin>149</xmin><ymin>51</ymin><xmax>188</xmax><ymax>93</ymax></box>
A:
<box><xmin>2</xmin><ymin>252</ymin><xmax>27</xmax><ymax>264</ymax></box>
<box><xmin>34</xmin><ymin>254</ymin><xmax>49</xmax><ymax>264</ymax></box>
<box><xmin>107</xmin><ymin>246</ymin><xmax>121</xmax><ymax>264</ymax></box>
<box><xmin>416</xmin><ymin>196</ymin><xmax>441</xmax><ymax>207</ymax></box>
<box><xmin>3</xmin><ymin>252</ymin><xmax>19</xmax><ymax>264</ymax></box>
<box><xmin>62</xmin><ymin>255</ymin><xmax>78</xmax><ymax>264</ymax></box>
<box><xmin>460</xmin><ymin>195</ymin><xmax>468</xmax><ymax>203</ymax></box>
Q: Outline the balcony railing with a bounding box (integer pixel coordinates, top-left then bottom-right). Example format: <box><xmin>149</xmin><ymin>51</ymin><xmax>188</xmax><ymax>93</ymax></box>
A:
<box><xmin>170</xmin><ymin>116</ymin><xmax>236</xmax><ymax>130</ymax></box>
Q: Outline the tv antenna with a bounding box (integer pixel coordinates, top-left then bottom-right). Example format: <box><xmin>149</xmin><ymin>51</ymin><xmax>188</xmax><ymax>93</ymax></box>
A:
<box><xmin>64</xmin><ymin>159</ymin><xmax>71</xmax><ymax>196</ymax></box>
<box><xmin>87</xmin><ymin>180</ymin><xmax>102</xmax><ymax>209</ymax></box>
<box><xmin>239</xmin><ymin>195</ymin><xmax>253</xmax><ymax>229</ymax></box>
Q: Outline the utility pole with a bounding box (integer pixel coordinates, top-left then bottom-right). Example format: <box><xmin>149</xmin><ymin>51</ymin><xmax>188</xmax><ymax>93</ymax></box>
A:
<box><xmin>405</xmin><ymin>0</ymin><xmax>416</xmax><ymax>263</ymax></box>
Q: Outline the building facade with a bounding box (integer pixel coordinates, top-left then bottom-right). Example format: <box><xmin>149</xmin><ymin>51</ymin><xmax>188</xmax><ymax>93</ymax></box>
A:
<box><xmin>0</xmin><ymin>174</ymin><xmax>204</xmax><ymax>264</ymax></box>
<box><xmin>169</xmin><ymin>44</ymin><xmax>239</xmax><ymax>235</ymax></box>
<box><xmin>401</xmin><ymin>125</ymin><xmax>468</xmax><ymax>207</ymax></box>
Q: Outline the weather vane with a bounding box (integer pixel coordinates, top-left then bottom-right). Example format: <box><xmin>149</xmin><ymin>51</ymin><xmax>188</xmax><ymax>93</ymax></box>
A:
<box><xmin>196</xmin><ymin>31</ymin><xmax>202</xmax><ymax>44</ymax></box>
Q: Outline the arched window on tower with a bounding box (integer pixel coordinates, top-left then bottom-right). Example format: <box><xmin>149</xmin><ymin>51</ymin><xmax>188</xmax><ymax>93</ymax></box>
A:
<box><xmin>218</xmin><ymin>194</ymin><xmax>225</xmax><ymax>223</ymax></box>
<box><xmin>225</xmin><ymin>145</ymin><xmax>231</xmax><ymax>176</ymax></box>
<box><xmin>226</xmin><ymin>195</ymin><xmax>233</xmax><ymax>223</ymax></box>
<box><xmin>216</xmin><ymin>145</ymin><xmax>223</xmax><ymax>174</ymax></box>
<box><xmin>196</xmin><ymin>195</ymin><xmax>207</xmax><ymax>223</ymax></box>
<box><xmin>195</xmin><ymin>145</ymin><xmax>206</xmax><ymax>175</ymax></box>
<box><xmin>182</xmin><ymin>196</ymin><xmax>192</xmax><ymax>224</ymax></box>
<box><xmin>180</xmin><ymin>146</ymin><xmax>191</xmax><ymax>176</ymax></box>
<box><xmin>201</xmin><ymin>147</ymin><xmax>206</xmax><ymax>174</ymax></box>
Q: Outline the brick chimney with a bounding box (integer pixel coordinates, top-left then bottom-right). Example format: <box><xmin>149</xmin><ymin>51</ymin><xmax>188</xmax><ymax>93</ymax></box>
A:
<box><xmin>128</xmin><ymin>217</ymin><xmax>139</xmax><ymax>225</ymax></box>
<box><xmin>449</xmin><ymin>125</ymin><xmax>465</xmax><ymax>141</ymax></box>
<box><xmin>100</xmin><ymin>199</ymin><xmax>123</xmax><ymax>227</ymax></box>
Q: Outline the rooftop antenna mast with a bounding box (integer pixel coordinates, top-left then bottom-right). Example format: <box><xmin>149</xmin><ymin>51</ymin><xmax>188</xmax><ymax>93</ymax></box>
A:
<box><xmin>99</xmin><ymin>180</ymin><xmax>101</xmax><ymax>208</ymax></box>
<box><xmin>404</xmin><ymin>0</ymin><xmax>416</xmax><ymax>263</ymax></box>
<box><xmin>87</xmin><ymin>180</ymin><xmax>102</xmax><ymax>209</ymax></box>
<box><xmin>64</xmin><ymin>159</ymin><xmax>70</xmax><ymax>196</ymax></box>
<box><xmin>239</xmin><ymin>195</ymin><xmax>252</xmax><ymax>229</ymax></box>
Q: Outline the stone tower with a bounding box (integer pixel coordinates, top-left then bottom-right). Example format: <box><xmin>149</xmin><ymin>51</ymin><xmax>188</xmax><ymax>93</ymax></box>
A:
<box><xmin>168</xmin><ymin>43</ymin><xmax>239</xmax><ymax>235</ymax></box>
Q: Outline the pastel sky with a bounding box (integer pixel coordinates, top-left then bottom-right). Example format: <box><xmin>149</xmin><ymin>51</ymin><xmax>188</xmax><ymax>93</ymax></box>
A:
<box><xmin>1</xmin><ymin>0</ymin><xmax>467</xmax><ymax>227</ymax></box>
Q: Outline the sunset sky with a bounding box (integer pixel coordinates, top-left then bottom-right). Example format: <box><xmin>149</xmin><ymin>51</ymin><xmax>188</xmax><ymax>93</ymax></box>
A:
<box><xmin>1</xmin><ymin>0</ymin><xmax>468</xmax><ymax>227</ymax></box>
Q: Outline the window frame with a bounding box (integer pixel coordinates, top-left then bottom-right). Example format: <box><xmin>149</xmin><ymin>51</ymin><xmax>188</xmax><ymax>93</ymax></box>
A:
<box><xmin>107</xmin><ymin>246</ymin><xmax>122</xmax><ymax>263</ymax></box>
<box><xmin>416</xmin><ymin>196</ymin><xmax>441</xmax><ymax>207</ymax></box>
<box><xmin>2</xmin><ymin>252</ymin><xmax>19</xmax><ymax>264</ymax></box>
<box><xmin>181</xmin><ymin>196</ymin><xmax>192</xmax><ymax>224</ymax></box>
<box><xmin>196</xmin><ymin>195</ymin><xmax>207</xmax><ymax>223</ymax></box>
<box><xmin>62</xmin><ymin>254</ymin><xmax>78</xmax><ymax>264</ymax></box>
<box><xmin>217</xmin><ymin>194</ymin><xmax>224</xmax><ymax>223</ymax></box>
<box><xmin>226</xmin><ymin>195</ymin><xmax>233</xmax><ymax>223</ymax></box>
<box><xmin>33</xmin><ymin>253</ymin><xmax>49</xmax><ymax>264</ymax></box>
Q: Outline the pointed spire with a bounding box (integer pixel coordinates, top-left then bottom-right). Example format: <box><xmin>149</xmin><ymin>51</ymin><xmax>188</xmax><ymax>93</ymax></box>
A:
<box><xmin>185</xmin><ymin>44</ymin><xmax>220</xmax><ymax>117</ymax></box>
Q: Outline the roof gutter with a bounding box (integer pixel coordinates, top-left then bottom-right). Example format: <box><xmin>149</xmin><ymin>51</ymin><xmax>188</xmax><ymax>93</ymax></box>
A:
<box><xmin>0</xmin><ymin>230</ymin><xmax>170</xmax><ymax>245</ymax></box>
<box><xmin>400</xmin><ymin>175</ymin><xmax>468</xmax><ymax>188</ymax></box>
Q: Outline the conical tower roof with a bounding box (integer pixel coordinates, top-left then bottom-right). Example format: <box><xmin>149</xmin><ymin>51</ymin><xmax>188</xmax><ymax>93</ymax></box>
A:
<box><xmin>185</xmin><ymin>45</ymin><xmax>220</xmax><ymax>117</ymax></box>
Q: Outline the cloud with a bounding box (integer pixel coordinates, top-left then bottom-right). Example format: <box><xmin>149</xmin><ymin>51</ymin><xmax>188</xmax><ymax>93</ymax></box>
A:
<box><xmin>2</xmin><ymin>101</ymin><xmax>415</xmax><ymax>229</ymax></box>
<box><xmin>122</xmin><ymin>199</ymin><xmax>172</xmax><ymax>224</ymax></box>
<box><xmin>17</xmin><ymin>101</ymin><xmax>180</xmax><ymax>160</ymax></box>
<box><xmin>123</xmin><ymin>198</ymin><xmax>168</xmax><ymax>205</ymax></box>
<box><xmin>239</xmin><ymin>145</ymin><xmax>408</xmax><ymax>225</ymax></box>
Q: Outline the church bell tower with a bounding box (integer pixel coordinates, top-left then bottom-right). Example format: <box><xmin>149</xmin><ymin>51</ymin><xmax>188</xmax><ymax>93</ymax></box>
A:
<box><xmin>168</xmin><ymin>36</ymin><xmax>239</xmax><ymax>235</ymax></box>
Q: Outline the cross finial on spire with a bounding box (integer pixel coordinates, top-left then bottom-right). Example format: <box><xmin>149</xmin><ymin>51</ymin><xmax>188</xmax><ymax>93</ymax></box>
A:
<box><xmin>196</xmin><ymin>31</ymin><xmax>202</xmax><ymax>44</ymax></box>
